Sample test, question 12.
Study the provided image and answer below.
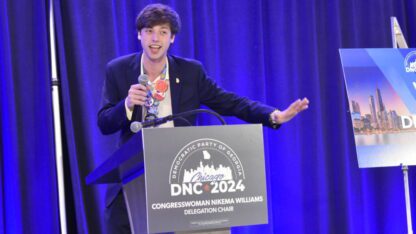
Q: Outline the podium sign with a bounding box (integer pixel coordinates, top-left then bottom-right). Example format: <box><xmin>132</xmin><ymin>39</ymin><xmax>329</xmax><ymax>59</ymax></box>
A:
<box><xmin>142</xmin><ymin>124</ymin><xmax>268</xmax><ymax>233</ymax></box>
<box><xmin>340</xmin><ymin>49</ymin><xmax>416</xmax><ymax>168</ymax></box>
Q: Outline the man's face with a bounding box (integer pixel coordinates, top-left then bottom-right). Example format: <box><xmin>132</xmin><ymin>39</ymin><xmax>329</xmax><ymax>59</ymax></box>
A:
<box><xmin>138</xmin><ymin>23</ymin><xmax>175</xmax><ymax>63</ymax></box>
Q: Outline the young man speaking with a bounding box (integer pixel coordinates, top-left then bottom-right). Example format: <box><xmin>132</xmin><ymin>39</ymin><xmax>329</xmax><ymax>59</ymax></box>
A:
<box><xmin>98</xmin><ymin>3</ymin><xmax>309</xmax><ymax>233</ymax></box>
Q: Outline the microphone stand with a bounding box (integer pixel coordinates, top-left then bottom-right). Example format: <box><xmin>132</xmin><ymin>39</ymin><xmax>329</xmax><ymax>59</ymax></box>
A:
<box><xmin>172</xmin><ymin>109</ymin><xmax>226</xmax><ymax>126</ymax></box>
<box><xmin>130</xmin><ymin>109</ymin><xmax>226</xmax><ymax>133</ymax></box>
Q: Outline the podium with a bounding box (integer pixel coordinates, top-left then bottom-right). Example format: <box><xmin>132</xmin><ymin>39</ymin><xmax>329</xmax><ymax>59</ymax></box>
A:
<box><xmin>87</xmin><ymin>124</ymin><xmax>268</xmax><ymax>234</ymax></box>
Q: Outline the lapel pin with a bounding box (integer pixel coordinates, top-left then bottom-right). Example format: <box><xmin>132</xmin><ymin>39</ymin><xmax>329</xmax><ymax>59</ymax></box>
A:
<box><xmin>176</xmin><ymin>78</ymin><xmax>180</xmax><ymax>84</ymax></box>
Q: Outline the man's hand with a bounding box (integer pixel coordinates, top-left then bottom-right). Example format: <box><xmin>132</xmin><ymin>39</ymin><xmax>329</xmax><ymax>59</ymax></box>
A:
<box><xmin>270</xmin><ymin>97</ymin><xmax>309</xmax><ymax>124</ymax></box>
<box><xmin>126</xmin><ymin>84</ymin><xmax>148</xmax><ymax>110</ymax></box>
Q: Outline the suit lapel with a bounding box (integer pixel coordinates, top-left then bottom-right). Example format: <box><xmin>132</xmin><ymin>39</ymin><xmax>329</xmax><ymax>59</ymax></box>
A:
<box><xmin>168</xmin><ymin>55</ymin><xmax>181</xmax><ymax>115</ymax></box>
<box><xmin>128</xmin><ymin>53</ymin><xmax>142</xmax><ymax>121</ymax></box>
<box><xmin>128</xmin><ymin>53</ymin><xmax>141</xmax><ymax>86</ymax></box>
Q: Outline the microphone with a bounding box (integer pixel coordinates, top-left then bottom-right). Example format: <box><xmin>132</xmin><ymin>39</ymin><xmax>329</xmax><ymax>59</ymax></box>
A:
<box><xmin>130</xmin><ymin>109</ymin><xmax>227</xmax><ymax>133</ymax></box>
<box><xmin>130</xmin><ymin>114</ymin><xmax>174</xmax><ymax>133</ymax></box>
<box><xmin>132</xmin><ymin>74</ymin><xmax>149</xmax><ymax>122</ymax></box>
<box><xmin>138</xmin><ymin>74</ymin><xmax>149</xmax><ymax>86</ymax></box>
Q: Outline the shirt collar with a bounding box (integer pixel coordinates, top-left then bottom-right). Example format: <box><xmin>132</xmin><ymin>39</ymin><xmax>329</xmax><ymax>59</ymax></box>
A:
<box><xmin>140</xmin><ymin>53</ymin><xmax>170</xmax><ymax>81</ymax></box>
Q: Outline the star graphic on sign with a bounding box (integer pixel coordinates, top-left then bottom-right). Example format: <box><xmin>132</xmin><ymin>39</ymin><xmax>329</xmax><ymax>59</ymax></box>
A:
<box><xmin>203</xmin><ymin>183</ymin><xmax>211</xmax><ymax>192</ymax></box>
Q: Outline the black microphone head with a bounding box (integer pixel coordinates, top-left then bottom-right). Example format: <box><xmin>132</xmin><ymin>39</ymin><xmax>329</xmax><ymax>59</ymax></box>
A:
<box><xmin>138</xmin><ymin>74</ymin><xmax>149</xmax><ymax>86</ymax></box>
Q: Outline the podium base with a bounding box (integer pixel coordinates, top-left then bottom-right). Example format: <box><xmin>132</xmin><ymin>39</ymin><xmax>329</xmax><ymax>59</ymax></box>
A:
<box><xmin>123</xmin><ymin>176</ymin><xmax>148</xmax><ymax>234</ymax></box>
<box><xmin>175</xmin><ymin>228</ymin><xmax>230</xmax><ymax>234</ymax></box>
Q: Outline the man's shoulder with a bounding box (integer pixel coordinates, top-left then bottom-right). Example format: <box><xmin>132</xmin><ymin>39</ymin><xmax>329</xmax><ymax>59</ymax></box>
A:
<box><xmin>107</xmin><ymin>53</ymin><xmax>139</xmax><ymax>68</ymax></box>
<box><xmin>169</xmin><ymin>54</ymin><xmax>203</xmax><ymax>69</ymax></box>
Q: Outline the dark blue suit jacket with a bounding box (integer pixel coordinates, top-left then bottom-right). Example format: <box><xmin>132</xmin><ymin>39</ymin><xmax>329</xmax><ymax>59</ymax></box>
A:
<box><xmin>97</xmin><ymin>52</ymin><xmax>277</xmax><ymax>206</ymax></box>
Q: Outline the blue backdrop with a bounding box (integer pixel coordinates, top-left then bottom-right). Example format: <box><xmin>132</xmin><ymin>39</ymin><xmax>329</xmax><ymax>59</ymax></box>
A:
<box><xmin>1</xmin><ymin>0</ymin><xmax>415</xmax><ymax>233</ymax></box>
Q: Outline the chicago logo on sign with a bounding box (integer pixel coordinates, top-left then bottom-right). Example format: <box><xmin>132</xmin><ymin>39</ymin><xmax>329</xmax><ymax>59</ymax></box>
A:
<box><xmin>404</xmin><ymin>51</ymin><xmax>416</xmax><ymax>73</ymax></box>
<box><xmin>169</xmin><ymin>138</ymin><xmax>246</xmax><ymax>196</ymax></box>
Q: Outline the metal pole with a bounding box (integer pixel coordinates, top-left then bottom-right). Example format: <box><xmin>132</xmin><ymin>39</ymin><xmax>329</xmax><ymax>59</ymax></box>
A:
<box><xmin>390</xmin><ymin>17</ymin><xmax>413</xmax><ymax>233</ymax></box>
<box><xmin>391</xmin><ymin>17</ymin><xmax>397</xmax><ymax>48</ymax></box>
<box><xmin>391</xmin><ymin>16</ymin><xmax>409</xmax><ymax>49</ymax></box>
<box><xmin>48</xmin><ymin>0</ymin><xmax>68</xmax><ymax>233</ymax></box>
<box><xmin>402</xmin><ymin>165</ymin><xmax>413</xmax><ymax>234</ymax></box>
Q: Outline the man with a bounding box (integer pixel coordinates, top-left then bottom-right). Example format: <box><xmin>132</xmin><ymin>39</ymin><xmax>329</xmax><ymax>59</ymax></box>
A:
<box><xmin>98</xmin><ymin>3</ymin><xmax>309</xmax><ymax>233</ymax></box>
